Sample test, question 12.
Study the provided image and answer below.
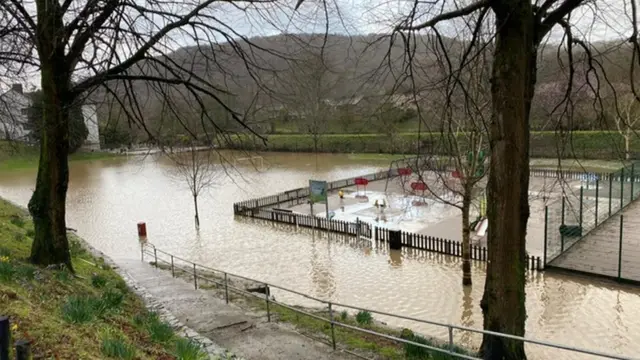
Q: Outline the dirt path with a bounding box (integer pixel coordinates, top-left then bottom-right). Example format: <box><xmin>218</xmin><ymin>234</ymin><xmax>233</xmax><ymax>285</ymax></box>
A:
<box><xmin>117</xmin><ymin>259</ymin><xmax>359</xmax><ymax>360</ymax></box>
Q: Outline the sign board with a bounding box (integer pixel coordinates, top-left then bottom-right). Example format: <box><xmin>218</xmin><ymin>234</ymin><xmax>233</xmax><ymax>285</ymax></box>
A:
<box><xmin>309</xmin><ymin>180</ymin><xmax>328</xmax><ymax>204</ymax></box>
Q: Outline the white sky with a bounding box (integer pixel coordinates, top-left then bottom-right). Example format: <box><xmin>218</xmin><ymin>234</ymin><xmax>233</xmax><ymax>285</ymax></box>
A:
<box><xmin>1</xmin><ymin>0</ymin><xmax>636</xmax><ymax>91</ymax></box>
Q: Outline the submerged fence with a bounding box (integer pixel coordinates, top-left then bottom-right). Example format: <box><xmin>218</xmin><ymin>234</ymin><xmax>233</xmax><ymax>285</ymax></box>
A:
<box><xmin>544</xmin><ymin>162</ymin><xmax>640</xmax><ymax>268</ymax></box>
<box><xmin>141</xmin><ymin>243</ymin><xmax>635</xmax><ymax>360</ymax></box>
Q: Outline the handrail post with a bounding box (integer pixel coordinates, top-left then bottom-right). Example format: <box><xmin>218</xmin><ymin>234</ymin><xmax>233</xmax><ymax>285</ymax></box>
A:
<box><xmin>579</xmin><ymin>186</ymin><xmax>583</xmax><ymax>230</ymax></box>
<box><xmin>0</xmin><ymin>316</ymin><xmax>9</xmax><ymax>360</ymax></box>
<box><xmin>14</xmin><ymin>340</ymin><xmax>31</xmax><ymax>360</ymax></box>
<box><xmin>265</xmin><ymin>283</ymin><xmax>271</xmax><ymax>322</ymax></box>
<box><xmin>224</xmin><ymin>273</ymin><xmax>229</xmax><ymax>304</ymax></box>
<box><xmin>171</xmin><ymin>255</ymin><xmax>175</xmax><ymax>277</ymax></box>
<box><xmin>193</xmin><ymin>264</ymin><xmax>197</xmax><ymax>290</ymax></box>
<box><xmin>448</xmin><ymin>326</ymin><xmax>454</xmax><ymax>354</ymax></box>
<box><xmin>609</xmin><ymin>172</ymin><xmax>613</xmax><ymax>216</ymax></box>
<box><xmin>621</xmin><ymin>168</ymin><xmax>625</xmax><ymax>209</ymax></box>
<box><xmin>561</xmin><ymin>197</ymin><xmax>565</xmax><ymax>253</ymax></box>
<box><xmin>153</xmin><ymin>248</ymin><xmax>157</xmax><ymax>268</ymax></box>
<box><xmin>328</xmin><ymin>302</ymin><xmax>336</xmax><ymax>350</ymax></box>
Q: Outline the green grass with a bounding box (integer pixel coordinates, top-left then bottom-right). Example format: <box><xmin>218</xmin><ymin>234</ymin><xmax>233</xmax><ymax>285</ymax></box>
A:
<box><xmin>0</xmin><ymin>197</ymin><xmax>200</xmax><ymax>359</ymax></box>
<box><xmin>0</xmin><ymin>140</ymin><xmax>119</xmax><ymax>171</ymax></box>
<box><xmin>220</xmin><ymin>131</ymin><xmax>637</xmax><ymax>160</ymax></box>
<box><xmin>173</xmin><ymin>338</ymin><xmax>208</xmax><ymax>360</ymax></box>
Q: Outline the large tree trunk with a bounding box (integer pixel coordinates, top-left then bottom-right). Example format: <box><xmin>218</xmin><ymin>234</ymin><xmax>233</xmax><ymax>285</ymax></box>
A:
<box><xmin>480</xmin><ymin>1</ymin><xmax>536</xmax><ymax>359</ymax></box>
<box><xmin>29</xmin><ymin>0</ymin><xmax>73</xmax><ymax>270</ymax></box>
<box><xmin>461</xmin><ymin>190</ymin><xmax>472</xmax><ymax>286</ymax></box>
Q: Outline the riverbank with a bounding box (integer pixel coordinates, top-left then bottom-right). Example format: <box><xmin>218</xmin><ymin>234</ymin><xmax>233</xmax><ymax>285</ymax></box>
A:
<box><xmin>221</xmin><ymin>131</ymin><xmax>632</xmax><ymax>160</ymax></box>
<box><xmin>0</xmin><ymin>141</ymin><xmax>119</xmax><ymax>171</ymax></box>
<box><xmin>0</xmin><ymin>198</ymin><xmax>208</xmax><ymax>359</ymax></box>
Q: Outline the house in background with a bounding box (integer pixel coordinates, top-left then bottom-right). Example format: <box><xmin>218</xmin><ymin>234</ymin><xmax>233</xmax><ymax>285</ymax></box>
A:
<box><xmin>0</xmin><ymin>84</ymin><xmax>31</xmax><ymax>141</ymax></box>
<box><xmin>0</xmin><ymin>83</ymin><xmax>101</xmax><ymax>150</ymax></box>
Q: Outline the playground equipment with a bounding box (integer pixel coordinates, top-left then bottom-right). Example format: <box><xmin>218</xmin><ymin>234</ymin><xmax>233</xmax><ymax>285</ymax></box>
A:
<box><xmin>355</xmin><ymin>177</ymin><xmax>369</xmax><ymax>196</ymax></box>
<box><xmin>410</xmin><ymin>180</ymin><xmax>428</xmax><ymax>206</ymax></box>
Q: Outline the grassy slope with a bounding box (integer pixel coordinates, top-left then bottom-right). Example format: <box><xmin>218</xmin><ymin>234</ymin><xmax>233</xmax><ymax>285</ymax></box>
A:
<box><xmin>0</xmin><ymin>198</ymin><xmax>205</xmax><ymax>360</ymax></box>
<box><xmin>0</xmin><ymin>140</ymin><xmax>118</xmax><ymax>171</ymax></box>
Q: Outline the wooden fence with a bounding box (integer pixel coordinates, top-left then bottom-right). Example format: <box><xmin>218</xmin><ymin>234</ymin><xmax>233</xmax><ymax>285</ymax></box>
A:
<box><xmin>245</xmin><ymin>208</ymin><xmax>373</xmax><ymax>238</ymax></box>
<box><xmin>374</xmin><ymin>227</ymin><xmax>543</xmax><ymax>271</ymax></box>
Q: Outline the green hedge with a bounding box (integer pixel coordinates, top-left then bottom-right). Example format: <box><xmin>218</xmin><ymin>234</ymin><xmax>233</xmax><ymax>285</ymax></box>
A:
<box><xmin>220</xmin><ymin>131</ymin><xmax>636</xmax><ymax>160</ymax></box>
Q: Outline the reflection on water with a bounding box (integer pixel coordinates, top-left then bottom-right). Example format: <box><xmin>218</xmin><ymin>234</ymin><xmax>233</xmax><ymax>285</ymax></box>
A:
<box><xmin>0</xmin><ymin>152</ymin><xmax>639</xmax><ymax>359</ymax></box>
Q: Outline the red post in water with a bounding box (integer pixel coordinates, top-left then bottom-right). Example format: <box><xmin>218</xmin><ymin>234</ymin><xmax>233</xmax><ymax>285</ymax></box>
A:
<box><xmin>137</xmin><ymin>222</ymin><xmax>147</xmax><ymax>238</ymax></box>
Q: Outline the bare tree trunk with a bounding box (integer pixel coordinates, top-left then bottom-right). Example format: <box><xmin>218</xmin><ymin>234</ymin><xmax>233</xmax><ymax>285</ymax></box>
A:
<box><xmin>461</xmin><ymin>190</ymin><xmax>472</xmax><ymax>286</ymax></box>
<box><xmin>480</xmin><ymin>1</ymin><xmax>534</xmax><ymax>358</ymax></box>
<box><xmin>28</xmin><ymin>0</ymin><xmax>73</xmax><ymax>270</ymax></box>
<box><xmin>194</xmin><ymin>194</ymin><xmax>200</xmax><ymax>228</ymax></box>
<box><xmin>625</xmin><ymin>132</ymin><xmax>630</xmax><ymax>160</ymax></box>
<box><xmin>28</xmin><ymin>11</ymin><xmax>73</xmax><ymax>269</ymax></box>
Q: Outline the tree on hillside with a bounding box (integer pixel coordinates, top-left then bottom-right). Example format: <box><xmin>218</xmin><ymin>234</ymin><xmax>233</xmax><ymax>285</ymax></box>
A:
<box><xmin>278</xmin><ymin>51</ymin><xmax>341</xmax><ymax>156</ymax></box>
<box><xmin>27</xmin><ymin>91</ymin><xmax>88</xmax><ymax>153</ymax></box>
<box><xmin>389</xmin><ymin>0</ymin><xmax>640</xmax><ymax>358</ymax></box>
<box><xmin>0</xmin><ymin>0</ymin><xmax>312</xmax><ymax>270</ymax></box>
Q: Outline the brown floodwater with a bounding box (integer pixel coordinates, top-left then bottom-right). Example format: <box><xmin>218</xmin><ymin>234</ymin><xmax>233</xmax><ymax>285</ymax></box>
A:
<box><xmin>0</xmin><ymin>152</ymin><xmax>639</xmax><ymax>359</ymax></box>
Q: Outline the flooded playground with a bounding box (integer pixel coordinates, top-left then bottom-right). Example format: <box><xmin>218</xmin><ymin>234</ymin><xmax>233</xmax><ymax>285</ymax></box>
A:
<box><xmin>0</xmin><ymin>152</ymin><xmax>639</xmax><ymax>359</ymax></box>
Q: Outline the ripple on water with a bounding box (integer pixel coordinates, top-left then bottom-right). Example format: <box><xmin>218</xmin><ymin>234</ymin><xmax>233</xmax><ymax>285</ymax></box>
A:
<box><xmin>0</xmin><ymin>153</ymin><xmax>639</xmax><ymax>360</ymax></box>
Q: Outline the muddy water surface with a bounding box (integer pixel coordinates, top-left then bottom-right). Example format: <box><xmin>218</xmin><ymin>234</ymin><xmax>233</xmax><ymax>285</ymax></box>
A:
<box><xmin>0</xmin><ymin>152</ymin><xmax>638</xmax><ymax>359</ymax></box>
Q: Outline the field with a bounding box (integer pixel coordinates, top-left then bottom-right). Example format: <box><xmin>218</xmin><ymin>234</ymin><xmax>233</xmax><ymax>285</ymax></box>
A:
<box><xmin>220</xmin><ymin>131</ymin><xmax>634</xmax><ymax>160</ymax></box>
<box><xmin>0</xmin><ymin>140</ymin><xmax>118</xmax><ymax>171</ymax></box>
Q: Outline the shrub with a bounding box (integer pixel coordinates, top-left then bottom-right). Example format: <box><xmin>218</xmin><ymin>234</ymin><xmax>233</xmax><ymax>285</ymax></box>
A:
<box><xmin>91</xmin><ymin>273</ymin><xmax>108</xmax><ymax>288</ymax></box>
<box><xmin>14</xmin><ymin>263</ymin><xmax>36</xmax><ymax>280</ymax></box>
<box><xmin>134</xmin><ymin>312</ymin><xmax>174</xmax><ymax>344</ymax></box>
<box><xmin>13</xmin><ymin>233</ymin><xmax>25</xmax><ymax>242</ymax></box>
<box><xmin>99</xmin><ymin>288</ymin><xmax>125</xmax><ymax>313</ymax></box>
<box><xmin>173</xmin><ymin>338</ymin><xmax>208</xmax><ymax>360</ymax></box>
<box><xmin>0</xmin><ymin>259</ymin><xmax>15</xmax><ymax>281</ymax></box>
<box><xmin>340</xmin><ymin>310</ymin><xmax>348</xmax><ymax>322</ymax></box>
<box><xmin>62</xmin><ymin>296</ymin><xmax>97</xmax><ymax>323</ymax></box>
<box><xmin>9</xmin><ymin>216</ymin><xmax>25</xmax><ymax>228</ymax></box>
<box><xmin>355</xmin><ymin>311</ymin><xmax>373</xmax><ymax>326</ymax></box>
<box><xmin>101</xmin><ymin>331</ymin><xmax>136</xmax><ymax>359</ymax></box>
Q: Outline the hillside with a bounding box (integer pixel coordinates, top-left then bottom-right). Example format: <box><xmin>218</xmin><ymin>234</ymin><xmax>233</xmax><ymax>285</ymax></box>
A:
<box><xmin>94</xmin><ymin>33</ymin><xmax>639</xmax><ymax>145</ymax></box>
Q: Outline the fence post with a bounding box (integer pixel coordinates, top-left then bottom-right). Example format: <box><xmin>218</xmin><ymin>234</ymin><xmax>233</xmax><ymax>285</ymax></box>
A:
<box><xmin>632</xmin><ymin>164</ymin><xmax>635</xmax><ymax>201</ymax></box>
<box><xmin>543</xmin><ymin>206</ymin><xmax>548</xmax><ymax>266</ymax></box>
<box><xmin>0</xmin><ymin>316</ymin><xmax>8</xmax><ymax>360</ymax></box>
<box><xmin>170</xmin><ymin>256</ymin><xmax>175</xmax><ymax>277</ymax></box>
<box><xmin>609</xmin><ymin>172</ymin><xmax>613</xmax><ymax>216</ymax></box>
<box><xmin>618</xmin><ymin>215</ymin><xmax>624</xmax><ymax>281</ymax></box>
<box><xmin>579</xmin><ymin>186</ymin><xmax>584</xmax><ymax>230</ymax></box>
<box><xmin>621</xmin><ymin>168</ymin><xmax>625</xmax><ymax>209</ymax></box>
<box><xmin>193</xmin><ymin>264</ymin><xmax>197</xmax><ymax>290</ymax></box>
<box><xmin>224</xmin><ymin>273</ymin><xmax>229</xmax><ymax>304</ymax></box>
<box><xmin>561</xmin><ymin>197</ymin><xmax>566</xmax><ymax>253</ymax></box>
<box><xmin>265</xmin><ymin>284</ymin><xmax>271</xmax><ymax>322</ymax></box>
<box><xmin>595</xmin><ymin>179</ymin><xmax>599</xmax><ymax>226</ymax></box>
<box><xmin>448</xmin><ymin>326</ymin><xmax>454</xmax><ymax>354</ymax></box>
<box><xmin>153</xmin><ymin>248</ymin><xmax>157</xmax><ymax>268</ymax></box>
<box><xmin>14</xmin><ymin>340</ymin><xmax>30</xmax><ymax>360</ymax></box>
<box><xmin>328</xmin><ymin>303</ymin><xmax>337</xmax><ymax>350</ymax></box>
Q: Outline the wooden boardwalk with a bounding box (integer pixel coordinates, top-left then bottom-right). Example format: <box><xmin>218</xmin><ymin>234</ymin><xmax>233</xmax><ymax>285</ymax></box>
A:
<box><xmin>550</xmin><ymin>200</ymin><xmax>640</xmax><ymax>282</ymax></box>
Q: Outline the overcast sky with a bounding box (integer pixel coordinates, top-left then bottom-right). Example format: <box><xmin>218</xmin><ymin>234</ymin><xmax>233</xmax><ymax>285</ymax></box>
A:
<box><xmin>1</xmin><ymin>0</ymin><xmax>636</xmax><ymax>91</ymax></box>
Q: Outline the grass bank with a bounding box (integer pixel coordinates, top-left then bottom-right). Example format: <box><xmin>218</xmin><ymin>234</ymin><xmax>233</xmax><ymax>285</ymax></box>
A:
<box><xmin>0</xmin><ymin>141</ymin><xmax>119</xmax><ymax>171</ymax></box>
<box><xmin>153</xmin><ymin>261</ymin><xmax>476</xmax><ymax>359</ymax></box>
<box><xmin>221</xmin><ymin>131</ymin><xmax>635</xmax><ymax>160</ymax></box>
<box><xmin>0</xmin><ymin>198</ymin><xmax>208</xmax><ymax>359</ymax></box>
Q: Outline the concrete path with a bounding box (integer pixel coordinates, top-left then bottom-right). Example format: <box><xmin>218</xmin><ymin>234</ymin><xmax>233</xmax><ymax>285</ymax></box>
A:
<box><xmin>116</xmin><ymin>259</ymin><xmax>357</xmax><ymax>360</ymax></box>
<box><xmin>550</xmin><ymin>199</ymin><xmax>640</xmax><ymax>282</ymax></box>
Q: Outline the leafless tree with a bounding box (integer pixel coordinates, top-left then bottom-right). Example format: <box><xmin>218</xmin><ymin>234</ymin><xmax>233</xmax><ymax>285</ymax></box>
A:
<box><xmin>0</xmin><ymin>0</ymin><xmax>327</xmax><ymax>270</ymax></box>
<box><xmin>386</xmin><ymin>0</ymin><xmax>640</xmax><ymax>358</ymax></box>
<box><xmin>609</xmin><ymin>92</ymin><xmax>640</xmax><ymax>160</ymax></box>
<box><xmin>167</xmin><ymin>137</ymin><xmax>221</xmax><ymax>228</ymax></box>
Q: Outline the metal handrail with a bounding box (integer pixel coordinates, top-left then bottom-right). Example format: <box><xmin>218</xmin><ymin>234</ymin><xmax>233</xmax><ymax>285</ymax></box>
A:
<box><xmin>141</xmin><ymin>243</ymin><xmax>637</xmax><ymax>360</ymax></box>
